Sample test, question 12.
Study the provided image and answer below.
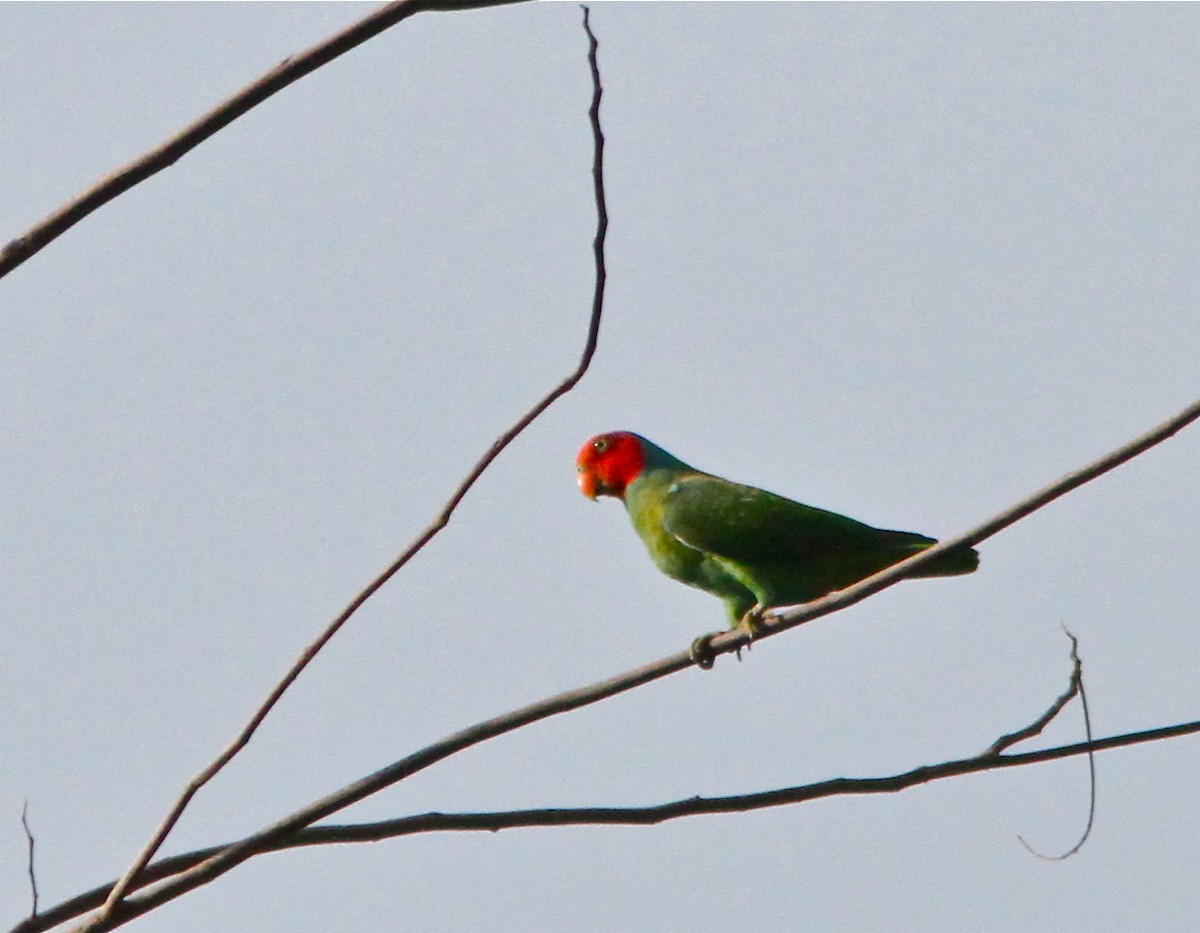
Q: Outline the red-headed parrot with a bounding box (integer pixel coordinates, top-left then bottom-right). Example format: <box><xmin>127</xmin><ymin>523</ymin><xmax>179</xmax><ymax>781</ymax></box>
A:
<box><xmin>576</xmin><ymin>431</ymin><xmax>977</xmax><ymax>666</ymax></box>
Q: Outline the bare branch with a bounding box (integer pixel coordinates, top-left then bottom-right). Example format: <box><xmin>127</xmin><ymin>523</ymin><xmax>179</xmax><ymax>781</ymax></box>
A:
<box><xmin>22</xmin><ymin>699</ymin><xmax>1200</xmax><ymax>933</ymax></box>
<box><xmin>94</xmin><ymin>5</ymin><xmax>606</xmax><ymax>919</ymax></box>
<box><xmin>987</xmin><ymin>631</ymin><xmax>1082</xmax><ymax>756</ymax></box>
<box><xmin>0</xmin><ymin>0</ymin><xmax>529</xmax><ymax>282</ymax></box>
<box><xmin>21</xmin><ymin>803</ymin><xmax>38</xmax><ymax>919</ymax></box>
<box><xmin>293</xmin><ymin>710</ymin><xmax>1194</xmax><ymax>839</ymax></box>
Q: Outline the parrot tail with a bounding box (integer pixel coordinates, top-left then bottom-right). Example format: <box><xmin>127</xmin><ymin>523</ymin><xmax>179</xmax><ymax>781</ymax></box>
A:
<box><xmin>908</xmin><ymin>541</ymin><xmax>979</xmax><ymax>578</ymax></box>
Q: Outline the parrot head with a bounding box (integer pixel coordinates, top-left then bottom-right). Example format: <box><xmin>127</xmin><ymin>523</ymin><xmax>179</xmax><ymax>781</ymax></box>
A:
<box><xmin>576</xmin><ymin>431</ymin><xmax>646</xmax><ymax>501</ymax></box>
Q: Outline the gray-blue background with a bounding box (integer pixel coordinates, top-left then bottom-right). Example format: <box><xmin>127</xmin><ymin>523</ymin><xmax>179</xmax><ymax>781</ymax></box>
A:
<box><xmin>3</xmin><ymin>4</ymin><xmax>1199</xmax><ymax>931</ymax></box>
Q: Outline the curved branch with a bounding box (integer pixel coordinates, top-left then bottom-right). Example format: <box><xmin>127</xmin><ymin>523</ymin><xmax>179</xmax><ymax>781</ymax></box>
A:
<box><xmin>0</xmin><ymin>0</ymin><xmax>529</xmax><ymax>281</ymax></box>
<box><xmin>988</xmin><ymin>630</ymin><xmax>1081</xmax><ymax>756</ymax></box>
<box><xmin>94</xmin><ymin>4</ymin><xmax>605</xmax><ymax>918</ymax></box>
<box><xmin>1019</xmin><ymin>630</ymin><xmax>1096</xmax><ymax>860</ymax></box>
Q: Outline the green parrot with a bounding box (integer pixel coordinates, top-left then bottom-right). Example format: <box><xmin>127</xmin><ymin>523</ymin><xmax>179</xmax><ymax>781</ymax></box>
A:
<box><xmin>576</xmin><ymin>431</ymin><xmax>978</xmax><ymax>666</ymax></box>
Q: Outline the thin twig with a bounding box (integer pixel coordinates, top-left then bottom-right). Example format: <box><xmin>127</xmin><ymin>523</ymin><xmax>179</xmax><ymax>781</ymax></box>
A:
<box><xmin>987</xmin><ymin>632</ymin><xmax>1082</xmax><ymax>756</ymax></box>
<box><xmin>0</xmin><ymin>0</ymin><xmax>528</xmax><ymax>281</ymax></box>
<box><xmin>1019</xmin><ymin>629</ymin><xmax>1097</xmax><ymax>860</ymax></box>
<box><xmin>95</xmin><ymin>4</ymin><xmax>606</xmax><ymax>918</ymax></box>
<box><xmin>21</xmin><ymin>803</ymin><xmax>38</xmax><ymax>918</ymax></box>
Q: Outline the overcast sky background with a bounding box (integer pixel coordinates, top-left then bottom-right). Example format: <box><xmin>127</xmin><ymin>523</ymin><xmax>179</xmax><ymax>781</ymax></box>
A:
<box><xmin>3</xmin><ymin>3</ymin><xmax>1200</xmax><ymax>931</ymax></box>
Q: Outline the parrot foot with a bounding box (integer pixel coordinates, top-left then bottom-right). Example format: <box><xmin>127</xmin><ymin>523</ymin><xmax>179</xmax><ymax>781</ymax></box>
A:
<box><xmin>690</xmin><ymin>633</ymin><xmax>720</xmax><ymax>670</ymax></box>
<box><xmin>739</xmin><ymin>604</ymin><xmax>768</xmax><ymax>640</ymax></box>
<box><xmin>727</xmin><ymin>606</ymin><xmax>768</xmax><ymax>662</ymax></box>
<box><xmin>692</xmin><ymin>607</ymin><xmax>768</xmax><ymax>669</ymax></box>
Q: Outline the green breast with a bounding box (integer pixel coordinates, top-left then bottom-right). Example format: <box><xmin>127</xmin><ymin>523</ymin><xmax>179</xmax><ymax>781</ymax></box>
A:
<box><xmin>623</xmin><ymin>469</ymin><xmax>757</xmax><ymax>616</ymax></box>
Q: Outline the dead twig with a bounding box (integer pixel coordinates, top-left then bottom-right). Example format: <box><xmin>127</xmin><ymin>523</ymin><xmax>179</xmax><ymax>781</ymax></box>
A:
<box><xmin>21</xmin><ymin>803</ymin><xmax>38</xmax><ymax>919</ymax></box>
<box><xmin>987</xmin><ymin>630</ymin><xmax>1082</xmax><ymax>756</ymax></box>
<box><xmin>1018</xmin><ymin>629</ymin><xmax>1097</xmax><ymax>860</ymax></box>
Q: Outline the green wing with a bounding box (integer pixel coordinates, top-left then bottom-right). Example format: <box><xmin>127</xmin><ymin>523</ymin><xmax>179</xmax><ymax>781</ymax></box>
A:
<box><xmin>658</xmin><ymin>472</ymin><xmax>975</xmax><ymax>611</ymax></box>
<box><xmin>660</xmin><ymin>474</ymin><xmax>933</xmax><ymax>561</ymax></box>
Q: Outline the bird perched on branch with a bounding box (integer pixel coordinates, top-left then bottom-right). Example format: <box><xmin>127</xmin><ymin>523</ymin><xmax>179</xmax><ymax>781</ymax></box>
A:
<box><xmin>576</xmin><ymin>431</ymin><xmax>978</xmax><ymax>667</ymax></box>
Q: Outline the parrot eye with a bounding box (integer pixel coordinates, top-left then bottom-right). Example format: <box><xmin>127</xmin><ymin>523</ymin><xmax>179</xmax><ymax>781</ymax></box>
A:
<box><xmin>592</xmin><ymin>437</ymin><xmax>610</xmax><ymax>453</ymax></box>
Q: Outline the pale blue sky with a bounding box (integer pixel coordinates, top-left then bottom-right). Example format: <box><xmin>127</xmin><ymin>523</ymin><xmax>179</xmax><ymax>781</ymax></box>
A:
<box><xmin>3</xmin><ymin>4</ymin><xmax>1200</xmax><ymax>931</ymax></box>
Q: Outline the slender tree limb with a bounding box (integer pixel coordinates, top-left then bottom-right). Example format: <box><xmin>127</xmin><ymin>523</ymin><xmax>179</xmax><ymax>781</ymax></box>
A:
<box><xmin>21</xmin><ymin>707</ymin><xmax>1200</xmax><ymax>933</ymax></box>
<box><xmin>95</xmin><ymin>4</ymin><xmax>606</xmax><ymax>918</ymax></box>
<box><xmin>296</xmin><ymin>713</ymin><xmax>1196</xmax><ymax>837</ymax></box>
<box><xmin>20</xmin><ymin>803</ymin><xmax>38</xmax><ymax>919</ymax></box>
<box><xmin>0</xmin><ymin>0</ymin><xmax>529</xmax><ymax>281</ymax></box>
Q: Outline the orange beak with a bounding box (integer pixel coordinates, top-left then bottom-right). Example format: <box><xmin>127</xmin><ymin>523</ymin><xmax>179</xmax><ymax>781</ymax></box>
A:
<box><xmin>577</xmin><ymin>465</ymin><xmax>598</xmax><ymax>500</ymax></box>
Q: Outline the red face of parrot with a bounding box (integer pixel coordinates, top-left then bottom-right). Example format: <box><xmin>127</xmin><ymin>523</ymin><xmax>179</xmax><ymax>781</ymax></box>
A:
<box><xmin>576</xmin><ymin>432</ymin><xmax>646</xmax><ymax>500</ymax></box>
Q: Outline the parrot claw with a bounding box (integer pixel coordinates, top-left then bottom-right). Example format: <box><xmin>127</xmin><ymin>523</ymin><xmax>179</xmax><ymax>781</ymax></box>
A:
<box><xmin>739</xmin><ymin>604</ymin><xmax>768</xmax><ymax>641</ymax></box>
<box><xmin>692</xmin><ymin>606</ymin><xmax>768</xmax><ymax>668</ymax></box>
<box><xmin>690</xmin><ymin>633</ymin><xmax>720</xmax><ymax>670</ymax></box>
